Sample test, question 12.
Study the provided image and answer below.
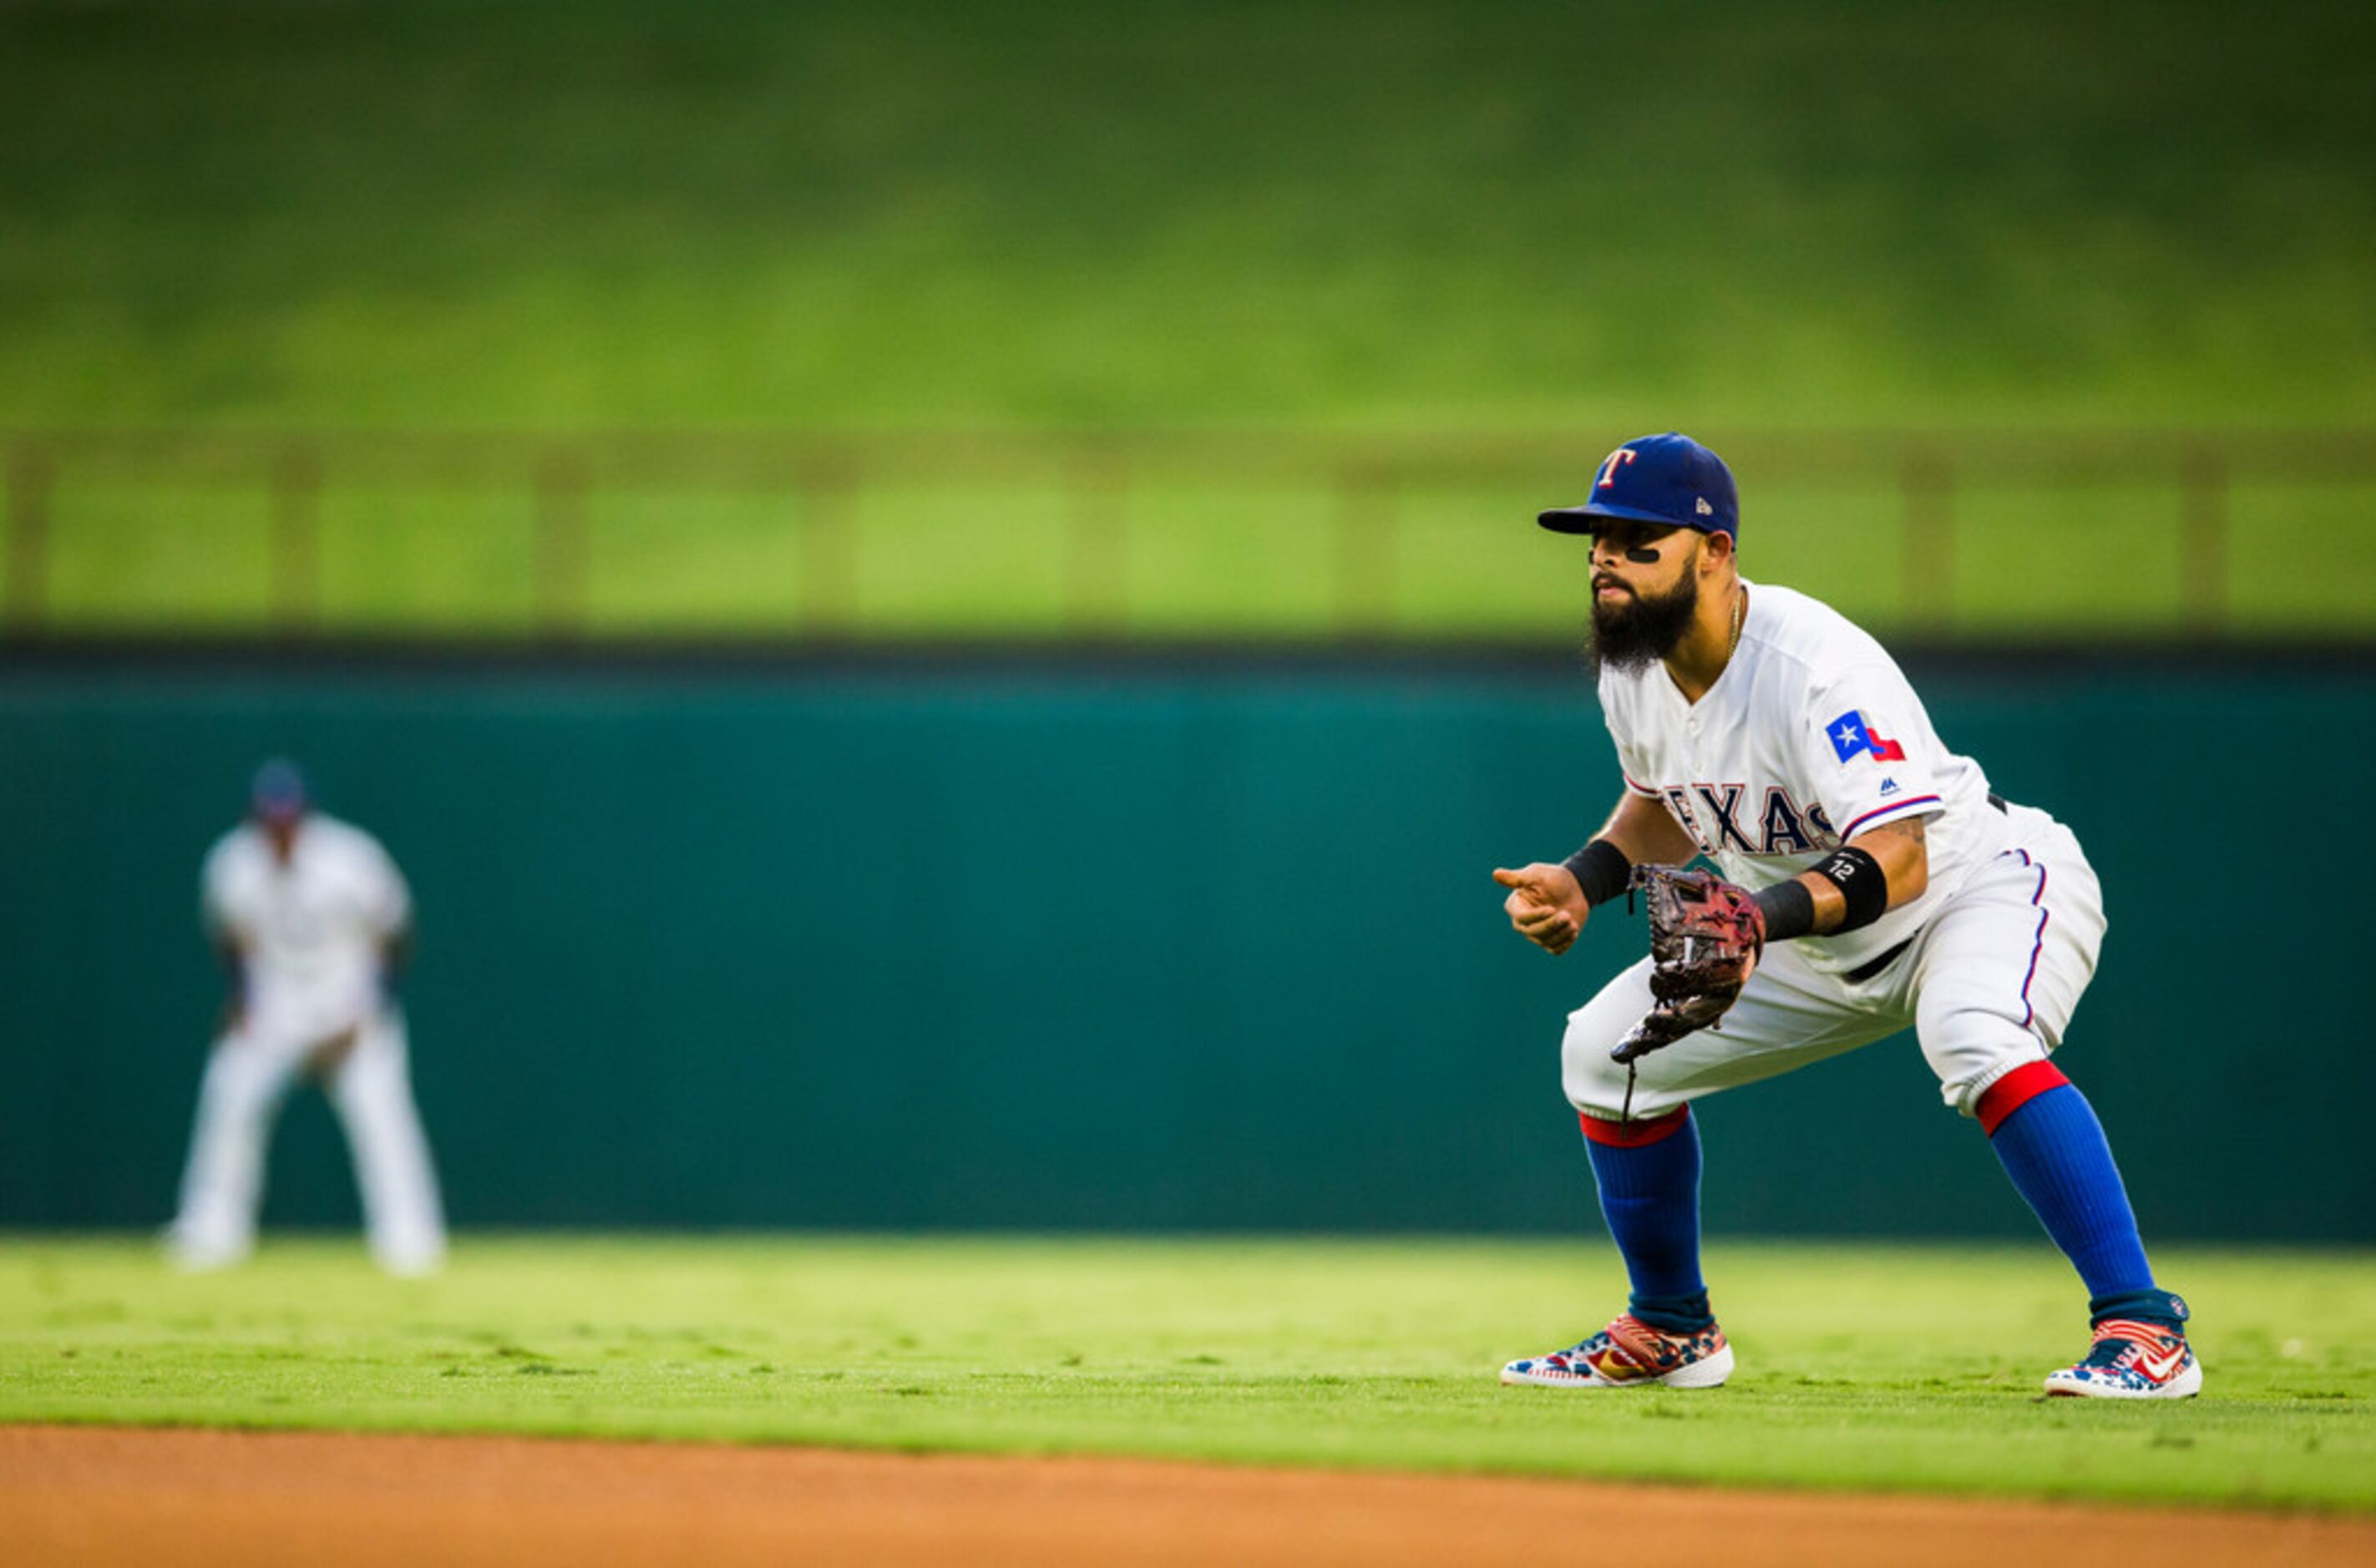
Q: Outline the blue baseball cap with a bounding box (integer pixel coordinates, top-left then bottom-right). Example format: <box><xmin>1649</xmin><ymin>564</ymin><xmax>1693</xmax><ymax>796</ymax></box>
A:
<box><xmin>250</xmin><ymin>758</ymin><xmax>309</xmax><ymax>822</ymax></box>
<box><xmin>1538</xmin><ymin>432</ymin><xmax>1740</xmax><ymax>539</ymax></box>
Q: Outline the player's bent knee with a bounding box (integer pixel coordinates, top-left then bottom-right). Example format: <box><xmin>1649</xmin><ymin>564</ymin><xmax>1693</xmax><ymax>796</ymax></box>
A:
<box><xmin>1918</xmin><ymin>1002</ymin><xmax>2049</xmax><ymax>1117</ymax></box>
<box><xmin>1559</xmin><ymin>963</ymin><xmax>1659</xmax><ymax>1116</ymax></box>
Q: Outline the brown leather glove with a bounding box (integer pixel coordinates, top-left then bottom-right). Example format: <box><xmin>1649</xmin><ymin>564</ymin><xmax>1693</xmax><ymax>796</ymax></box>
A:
<box><xmin>1614</xmin><ymin>866</ymin><xmax>1766</xmax><ymax>1064</ymax></box>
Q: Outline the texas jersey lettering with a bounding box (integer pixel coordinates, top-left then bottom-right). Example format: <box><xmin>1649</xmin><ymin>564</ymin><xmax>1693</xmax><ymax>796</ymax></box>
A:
<box><xmin>1598</xmin><ymin>581</ymin><xmax>2005</xmax><ymax>979</ymax></box>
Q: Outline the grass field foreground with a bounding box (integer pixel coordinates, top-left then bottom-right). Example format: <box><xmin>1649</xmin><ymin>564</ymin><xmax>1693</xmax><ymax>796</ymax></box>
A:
<box><xmin>3</xmin><ymin>1236</ymin><xmax>2368</xmax><ymax>1512</ymax></box>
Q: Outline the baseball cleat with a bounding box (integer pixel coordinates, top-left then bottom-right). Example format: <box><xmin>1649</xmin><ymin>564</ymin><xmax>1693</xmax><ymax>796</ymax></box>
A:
<box><xmin>2041</xmin><ymin>1318</ymin><xmax>2201</xmax><ymax>1399</ymax></box>
<box><xmin>1501</xmin><ymin>1314</ymin><xmax>1733</xmax><ymax>1388</ymax></box>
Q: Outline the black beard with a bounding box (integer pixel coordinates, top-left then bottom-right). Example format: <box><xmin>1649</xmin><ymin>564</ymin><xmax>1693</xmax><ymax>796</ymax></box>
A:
<box><xmin>1588</xmin><ymin>572</ymin><xmax>1702</xmax><ymax>674</ymax></box>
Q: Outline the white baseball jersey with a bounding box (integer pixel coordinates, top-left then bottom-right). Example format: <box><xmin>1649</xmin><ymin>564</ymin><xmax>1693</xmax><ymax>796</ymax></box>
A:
<box><xmin>1597</xmin><ymin>579</ymin><xmax>2012</xmax><ymax>976</ymax></box>
<box><xmin>201</xmin><ymin>813</ymin><xmax>411</xmax><ymax>1048</ymax></box>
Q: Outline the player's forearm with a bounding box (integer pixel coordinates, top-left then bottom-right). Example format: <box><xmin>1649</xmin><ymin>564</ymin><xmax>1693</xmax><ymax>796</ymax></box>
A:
<box><xmin>376</xmin><ymin>928</ymin><xmax>413</xmax><ymax>1006</ymax></box>
<box><xmin>1762</xmin><ymin>817</ymin><xmax>1930</xmax><ymax>938</ymax></box>
<box><xmin>1592</xmin><ymin>792</ymin><xmax>1698</xmax><ymax>868</ymax></box>
<box><xmin>1528</xmin><ymin>796</ymin><xmax>1695</xmax><ymax>925</ymax></box>
<box><xmin>1849</xmin><ymin>816</ymin><xmax>1929</xmax><ymax>908</ymax></box>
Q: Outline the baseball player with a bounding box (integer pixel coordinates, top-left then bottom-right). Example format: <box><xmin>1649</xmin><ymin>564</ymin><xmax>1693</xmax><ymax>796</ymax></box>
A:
<box><xmin>1492</xmin><ymin>433</ymin><xmax>2196</xmax><ymax>1399</ymax></box>
<box><xmin>166</xmin><ymin>761</ymin><xmax>446</xmax><ymax>1276</ymax></box>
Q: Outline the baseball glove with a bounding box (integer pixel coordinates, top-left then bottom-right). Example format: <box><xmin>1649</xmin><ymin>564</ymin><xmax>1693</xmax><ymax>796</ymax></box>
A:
<box><xmin>1614</xmin><ymin>866</ymin><xmax>1766</xmax><ymax>1064</ymax></box>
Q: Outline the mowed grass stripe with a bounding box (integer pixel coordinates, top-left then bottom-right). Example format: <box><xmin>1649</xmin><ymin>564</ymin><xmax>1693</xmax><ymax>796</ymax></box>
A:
<box><xmin>2</xmin><ymin>1236</ymin><xmax>2368</xmax><ymax>1510</ymax></box>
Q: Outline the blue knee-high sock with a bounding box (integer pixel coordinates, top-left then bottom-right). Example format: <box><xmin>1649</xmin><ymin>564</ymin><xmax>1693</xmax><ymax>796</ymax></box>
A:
<box><xmin>1988</xmin><ymin>1082</ymin><xmax>2182</xmax><ymax>1328</ymax></box>
<box><xmin>1584</xmin><ymin>1110</ymin><xmax>1711</xmax><ymax>1333</ymax></box>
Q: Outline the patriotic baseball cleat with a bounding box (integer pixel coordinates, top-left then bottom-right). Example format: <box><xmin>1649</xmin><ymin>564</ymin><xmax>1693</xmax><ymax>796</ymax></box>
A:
<box><xmin>2041</xmin><ymin>1318</ymin><xmax>2202</xmax><ymax>1399</ymax></box>
<box><xmin>1500</xmin><ymin>1314</ymin><xmax>1734</xmax><ymax>1388</ymax></box>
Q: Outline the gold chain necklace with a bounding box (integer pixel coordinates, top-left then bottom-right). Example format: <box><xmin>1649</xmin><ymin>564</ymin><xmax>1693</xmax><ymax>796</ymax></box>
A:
<box><xmin>1726</xmin><ymin>584</ymin><xmax>1745</xmax><ymax>656</ymax></box>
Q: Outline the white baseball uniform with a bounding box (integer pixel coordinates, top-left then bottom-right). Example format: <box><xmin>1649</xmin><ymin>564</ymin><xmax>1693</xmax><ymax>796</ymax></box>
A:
<box><xmin>1562</xmin><ymin>579</ymin><xmax>2108</xmax><ymax>1124</ymax></box>
<box><xmin>168</xmin><ymin>812</ymin><xmax>446</xmax><ymax>1275</ymax></box>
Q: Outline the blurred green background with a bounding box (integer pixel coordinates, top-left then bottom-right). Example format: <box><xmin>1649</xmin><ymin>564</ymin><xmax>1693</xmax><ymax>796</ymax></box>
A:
<box><xmin>3</xmin><ymin>3</ymin><xmax>2373</xmax><ymax>1247</ymax></box>
<box><xmin>3</xmin><ymin>0</ymin><xmax>2372</xmax><ymax>640</ymax></box>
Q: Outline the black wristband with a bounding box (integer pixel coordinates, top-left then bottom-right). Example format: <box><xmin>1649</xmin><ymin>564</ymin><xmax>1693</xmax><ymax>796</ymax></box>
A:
<box><xmin>1811</xmin><ymin>845</ymin><xmax>1890</xmax><ymax>933</ymax></box>
<box><xmin>1559</xmin><ymin>839</ymin><xmax>1633</xmax><ymax>908</ymax></box>
<box><xmin>1752</xmin><ymin>878</ymin><xmax>1816</xmax><ymax>942</ymax></box>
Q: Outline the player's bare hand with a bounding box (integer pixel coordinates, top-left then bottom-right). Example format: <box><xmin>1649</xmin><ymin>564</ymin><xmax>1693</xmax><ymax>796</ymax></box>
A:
<box><xmin>1492</xmin><ymin>864</ymin><xmax>1588</xmax><ymax>954</ymax></box>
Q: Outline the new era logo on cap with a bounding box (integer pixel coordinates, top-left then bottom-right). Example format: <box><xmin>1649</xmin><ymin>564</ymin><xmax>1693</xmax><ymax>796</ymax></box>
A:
<box><xmin>1539</xmin><ymin>432</ymin><xmax>1740</xmax><ymax>539</ymax></box>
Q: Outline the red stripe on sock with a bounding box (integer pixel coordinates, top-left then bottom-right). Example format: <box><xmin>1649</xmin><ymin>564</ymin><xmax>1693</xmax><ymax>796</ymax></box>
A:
<box><xmin>1977</xmin><ymin>1060</ymin><xmax>2071</xmax><ymax>1136</ymax></box>
<box><xmin>1580</xmin><ymin>1105</ymin><xmax>1691</xmax><ymax>1148</ymax></box>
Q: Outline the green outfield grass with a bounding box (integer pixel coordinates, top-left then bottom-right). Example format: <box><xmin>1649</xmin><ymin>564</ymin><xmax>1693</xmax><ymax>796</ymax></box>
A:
<box><xmin>3</xmin><ymin>1235</ymin><xmax>2369</xmax><ymax>1511</ymax></box>
<box><xmin>4</xmin><ymin>1</ymin><xmax>2372</xmax><ymax>640</ymax></box>
<box><xmin>4</xmin><ymin>1</ymin><xmax>2369</xmax><ymax>432</ymax></box>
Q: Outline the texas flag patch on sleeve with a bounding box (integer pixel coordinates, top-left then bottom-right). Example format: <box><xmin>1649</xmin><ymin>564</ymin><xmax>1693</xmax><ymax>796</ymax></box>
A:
<box><xmin>1828</xmin><ymin>711</ymin><xmax>1907</xmax><ymax>764</ymax></box>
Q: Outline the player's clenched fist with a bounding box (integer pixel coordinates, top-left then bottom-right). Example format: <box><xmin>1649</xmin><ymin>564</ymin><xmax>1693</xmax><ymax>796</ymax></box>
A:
<box><xmin>1493</xmin><ymin>864</ymin><xmax>1589</xmax><ymax>954</ymax></box>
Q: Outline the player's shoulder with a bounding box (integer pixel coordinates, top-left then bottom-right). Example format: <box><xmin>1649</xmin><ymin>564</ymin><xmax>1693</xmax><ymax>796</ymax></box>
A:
<box><xmin>200</xmin><ymin>825</ymin><xmax>269</xmax><ymax>913</ymax></box>
<box><xmin>203</xmin><ymin>822</ymin><xmax>261</xmax><ymax>874</ymax></box>
<box><xmin>305</xmin><ymin>813</ymin><xmax>392</xmax><ymax>862</ymax></box>
<box><xmin>1741</xmin><ymin>581</ymin><xmax>1902</xmax><ymax>690</ymax></box>
<box><xmin>1741</xmin><ymin>581</ymin><xmax>1890</xmax><ymax>663</ymax></box>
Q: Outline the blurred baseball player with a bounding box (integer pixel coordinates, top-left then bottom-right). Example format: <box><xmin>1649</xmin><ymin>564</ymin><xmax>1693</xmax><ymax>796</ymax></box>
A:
<box><xmin>1492</xmin><ymin>433</ymin><xmax>2196</xmax><ymax>1399</ymax></box>
<box><xmin>166</xmin><ymin>761</ymin><xmax>446</xmax><ymax>1276</ymax></box>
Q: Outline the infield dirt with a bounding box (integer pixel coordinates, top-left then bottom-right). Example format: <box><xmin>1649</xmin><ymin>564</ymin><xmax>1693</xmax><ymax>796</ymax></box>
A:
<box><xmin>7</xmin><ymin>1424</ymin><xmax>2370</xmax><ymax>1568</ymax></box>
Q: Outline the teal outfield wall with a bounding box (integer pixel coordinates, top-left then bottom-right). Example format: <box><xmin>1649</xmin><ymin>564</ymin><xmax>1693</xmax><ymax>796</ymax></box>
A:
<box><xmin>2</xmin><ymin>652</ymin><xmax>2367</xmax><ymax>1241</ymax></box>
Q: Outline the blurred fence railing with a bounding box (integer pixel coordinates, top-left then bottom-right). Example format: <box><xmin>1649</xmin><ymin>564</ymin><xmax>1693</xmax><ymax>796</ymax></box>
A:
<box><xmin>4</xmin><ymin>428</ymin><xmax>2373</xmax><ymax>643</ymax></box>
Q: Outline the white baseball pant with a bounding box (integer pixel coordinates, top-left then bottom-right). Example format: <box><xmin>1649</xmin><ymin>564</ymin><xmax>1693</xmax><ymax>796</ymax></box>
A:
<box><xmin>169</xmin><ymin>1007</ymin><xmax>446</xmax><ymax>1275</ymax></box>
<box><xmin>1563</xmin><ymin>803</ymin><xmax>2107</xmax><ymax>1124</ymax></box>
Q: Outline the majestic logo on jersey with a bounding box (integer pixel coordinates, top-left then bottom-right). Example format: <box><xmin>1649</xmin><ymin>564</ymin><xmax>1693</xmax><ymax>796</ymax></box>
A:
<box><xmin>1595</xmin><ymin>448</ymin><xmax>1638</xmax><ymax>488</ymax></box>
<box><xmin>1827</xmin><ymin>711</ymin><xmax>1906</xmax><ymax>764</ymax></box>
